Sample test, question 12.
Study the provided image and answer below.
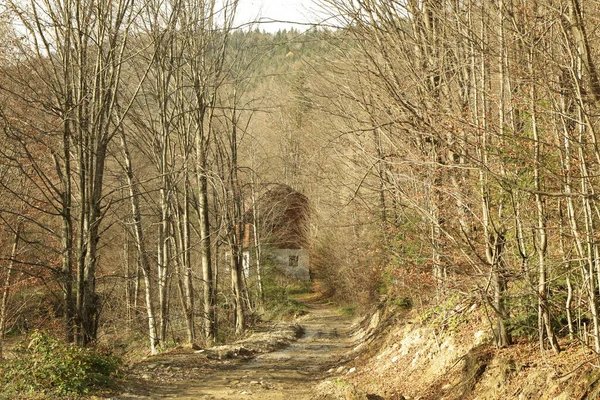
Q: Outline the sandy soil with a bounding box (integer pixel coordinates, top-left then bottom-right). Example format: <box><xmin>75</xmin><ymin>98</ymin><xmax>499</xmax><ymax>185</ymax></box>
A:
<box><xmin>114</xmin><ymin>299</ymin><xmax>356</xmax><ymax>400</ymax></box>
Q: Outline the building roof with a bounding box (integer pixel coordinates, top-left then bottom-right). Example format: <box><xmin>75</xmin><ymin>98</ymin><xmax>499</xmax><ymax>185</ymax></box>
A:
<box><xmin>246</xmin><ymin>184</ymin><xmax>310</xmax><ymax>249</ymax></box>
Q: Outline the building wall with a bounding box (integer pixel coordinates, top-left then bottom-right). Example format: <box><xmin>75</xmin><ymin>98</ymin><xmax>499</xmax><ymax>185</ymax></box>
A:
<box><xmin>265</xmin><ymin>248</ymin><xmax>310</xmax><ymax>281</ymax></box>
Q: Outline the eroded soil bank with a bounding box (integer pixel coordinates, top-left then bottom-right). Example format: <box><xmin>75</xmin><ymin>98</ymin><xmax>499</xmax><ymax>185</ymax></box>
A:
<box><xmin>114</xmin><ymin>298</ymin><xmax>358</xmax><ymax>399</ymax></box>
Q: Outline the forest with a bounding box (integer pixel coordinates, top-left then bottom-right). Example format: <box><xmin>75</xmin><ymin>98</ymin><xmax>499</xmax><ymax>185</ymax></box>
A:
<box><xmin>1</xmin><ymin>0</ymin><xmax>600</xmax><ymax>397</ymax></box>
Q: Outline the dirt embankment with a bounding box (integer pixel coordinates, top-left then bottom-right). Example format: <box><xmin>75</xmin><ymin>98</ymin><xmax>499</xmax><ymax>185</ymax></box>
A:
<box><xmin>326</xmin><ymin>299</ymin><xmax>600</xmax><ymax>400</ymax></box>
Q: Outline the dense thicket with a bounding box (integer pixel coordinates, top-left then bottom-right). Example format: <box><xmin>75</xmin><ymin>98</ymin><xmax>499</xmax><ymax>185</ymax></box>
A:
<box><xmin>313</xmin><ymin>0</ymin><xmax>600</xmax><ymax>353</ymax></box>
<box><xmin>0</xmin><ymin>0</ymin><xmax>328</xmax><ymax>354</ymax></box>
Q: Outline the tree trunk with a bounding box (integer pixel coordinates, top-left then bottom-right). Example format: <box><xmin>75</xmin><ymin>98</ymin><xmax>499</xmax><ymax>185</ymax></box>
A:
<box><xmin>0</xmin><ymin>221</ymin><xmax>21</xmax><ymax>359</ymax></box>
<box><xmin>530</xmin><ymin>45</ymin><xmax>560</xmax><ymax>354</ymax></box>
<box><xmin>119</xmin><ymin>133</ymin><xmax>159</xmax><ymax>354</ymax></box>
<box><xmin>173</xmin><ymin>180</ymin><xmax>195</xmax><ymax>344</ymax></box>
<box><xmin>198</xmin><ymin>142</ymin><xmax>216</xmax><ymax>345</ymax></box>
<box><xmin>231</xmin><ymin>240</ymin><xmax>245</xmax><ymax>335</ymax></box>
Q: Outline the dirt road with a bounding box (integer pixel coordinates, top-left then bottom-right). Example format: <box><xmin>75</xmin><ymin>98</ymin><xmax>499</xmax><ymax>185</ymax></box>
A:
<box><xmin>117</xmin><ymin>299</ymin><xmax>356</xmax><ymax>399</ymax></box>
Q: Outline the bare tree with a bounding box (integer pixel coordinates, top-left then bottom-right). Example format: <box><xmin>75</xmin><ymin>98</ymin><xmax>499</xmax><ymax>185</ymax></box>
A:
<box><xmin>4</xmin><ymin>0</ymin><xmax>140</xmax><ymax>344</ymax></box>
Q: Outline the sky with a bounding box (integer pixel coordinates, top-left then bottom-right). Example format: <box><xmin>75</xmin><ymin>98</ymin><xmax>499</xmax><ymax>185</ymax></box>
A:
<box><xmin>235</xmin><ymin>0</ymin><xmax>320</xmax><ymax>32</ymax></box>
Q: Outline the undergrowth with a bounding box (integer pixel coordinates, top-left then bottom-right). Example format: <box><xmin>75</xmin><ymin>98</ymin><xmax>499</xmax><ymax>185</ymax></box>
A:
<box><xmin>0</xmin><ymin>331</ymin><xmax>122</xmax><ymax>399</ymax></box>
<box><xmin>266</xmin><ymin>297</ymin><xmax>309</xmax><ymax>320</ymax></box>
<box><xmin>420</xmin><ymin>294</ymin><xmax>471</xmax><ymax>335</ymax></box>
<box><xmin>262</xmin><ymin>274</ymin><xmax>311</xmax><ymax>320</ymax></box>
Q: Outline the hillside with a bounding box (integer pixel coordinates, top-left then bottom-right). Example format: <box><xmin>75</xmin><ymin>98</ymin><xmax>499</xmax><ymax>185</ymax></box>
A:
<box><xmin>317</xmin><ymin>299</ymin><xmax>600</xmax><ymax>400</ymax></box>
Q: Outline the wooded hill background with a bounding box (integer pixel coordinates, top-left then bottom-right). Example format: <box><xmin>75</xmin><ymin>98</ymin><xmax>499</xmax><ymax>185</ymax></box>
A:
<box><xmin>1</xmin><ymin>0</ymin><xmax>600</xmax><ymax>358</ymax></box>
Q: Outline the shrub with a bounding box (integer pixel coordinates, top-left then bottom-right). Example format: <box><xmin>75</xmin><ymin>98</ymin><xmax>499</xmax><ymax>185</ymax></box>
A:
<box><xmin>0</xmin><ymin>331</ymin><xmax>122</xmax><ymax>398</ymax></box>
<box><xmin>391</xmin><ymin>297</ymin><xmax>413</xmax><ymax>309</ymax></box>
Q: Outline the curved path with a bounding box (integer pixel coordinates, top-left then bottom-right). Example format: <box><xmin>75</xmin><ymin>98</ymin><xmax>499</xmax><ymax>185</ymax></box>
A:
<box><xmin>118</xmin><ymin>299</ymin><xmax>356</xmax><ymax>399</ymax></box>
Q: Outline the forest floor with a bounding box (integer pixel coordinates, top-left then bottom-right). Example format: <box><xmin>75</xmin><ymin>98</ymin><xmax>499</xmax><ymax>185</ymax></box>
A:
<box><xmin>112</xmin><ymin>296</ymin><xmax>358</xmax><ymax>400</ymax></box>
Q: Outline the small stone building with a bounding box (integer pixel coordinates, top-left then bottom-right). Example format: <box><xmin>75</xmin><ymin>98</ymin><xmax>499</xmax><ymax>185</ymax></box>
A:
<box><xmin>265</xmin><ymin>248</ymin><xmax>310</xmax><ymax>281</ymax></box>
<box><xmin>244</xmin><ymin>184</ymin><xmax>311</xmax><ymax>281</ymax></box>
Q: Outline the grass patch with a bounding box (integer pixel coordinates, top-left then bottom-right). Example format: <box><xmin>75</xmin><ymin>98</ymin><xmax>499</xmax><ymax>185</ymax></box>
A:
<box><xmin>333</xmin><ymin>378</ymin><xmax>351</xmax><ymax>388</ymax></box>
<box><xmin>285</xmin><ymin>281</ymin><xmax>313</xmax><ymax>295</ymax></box>
<box><xmin>266</xmin><ymin>297</ymin><xmax>309</xmax><ymax>320</ymax></box>
<box><xmin>339</xmin><ymin>306</ymin><xmax>356</xmax><ymax>317</ymax></box>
